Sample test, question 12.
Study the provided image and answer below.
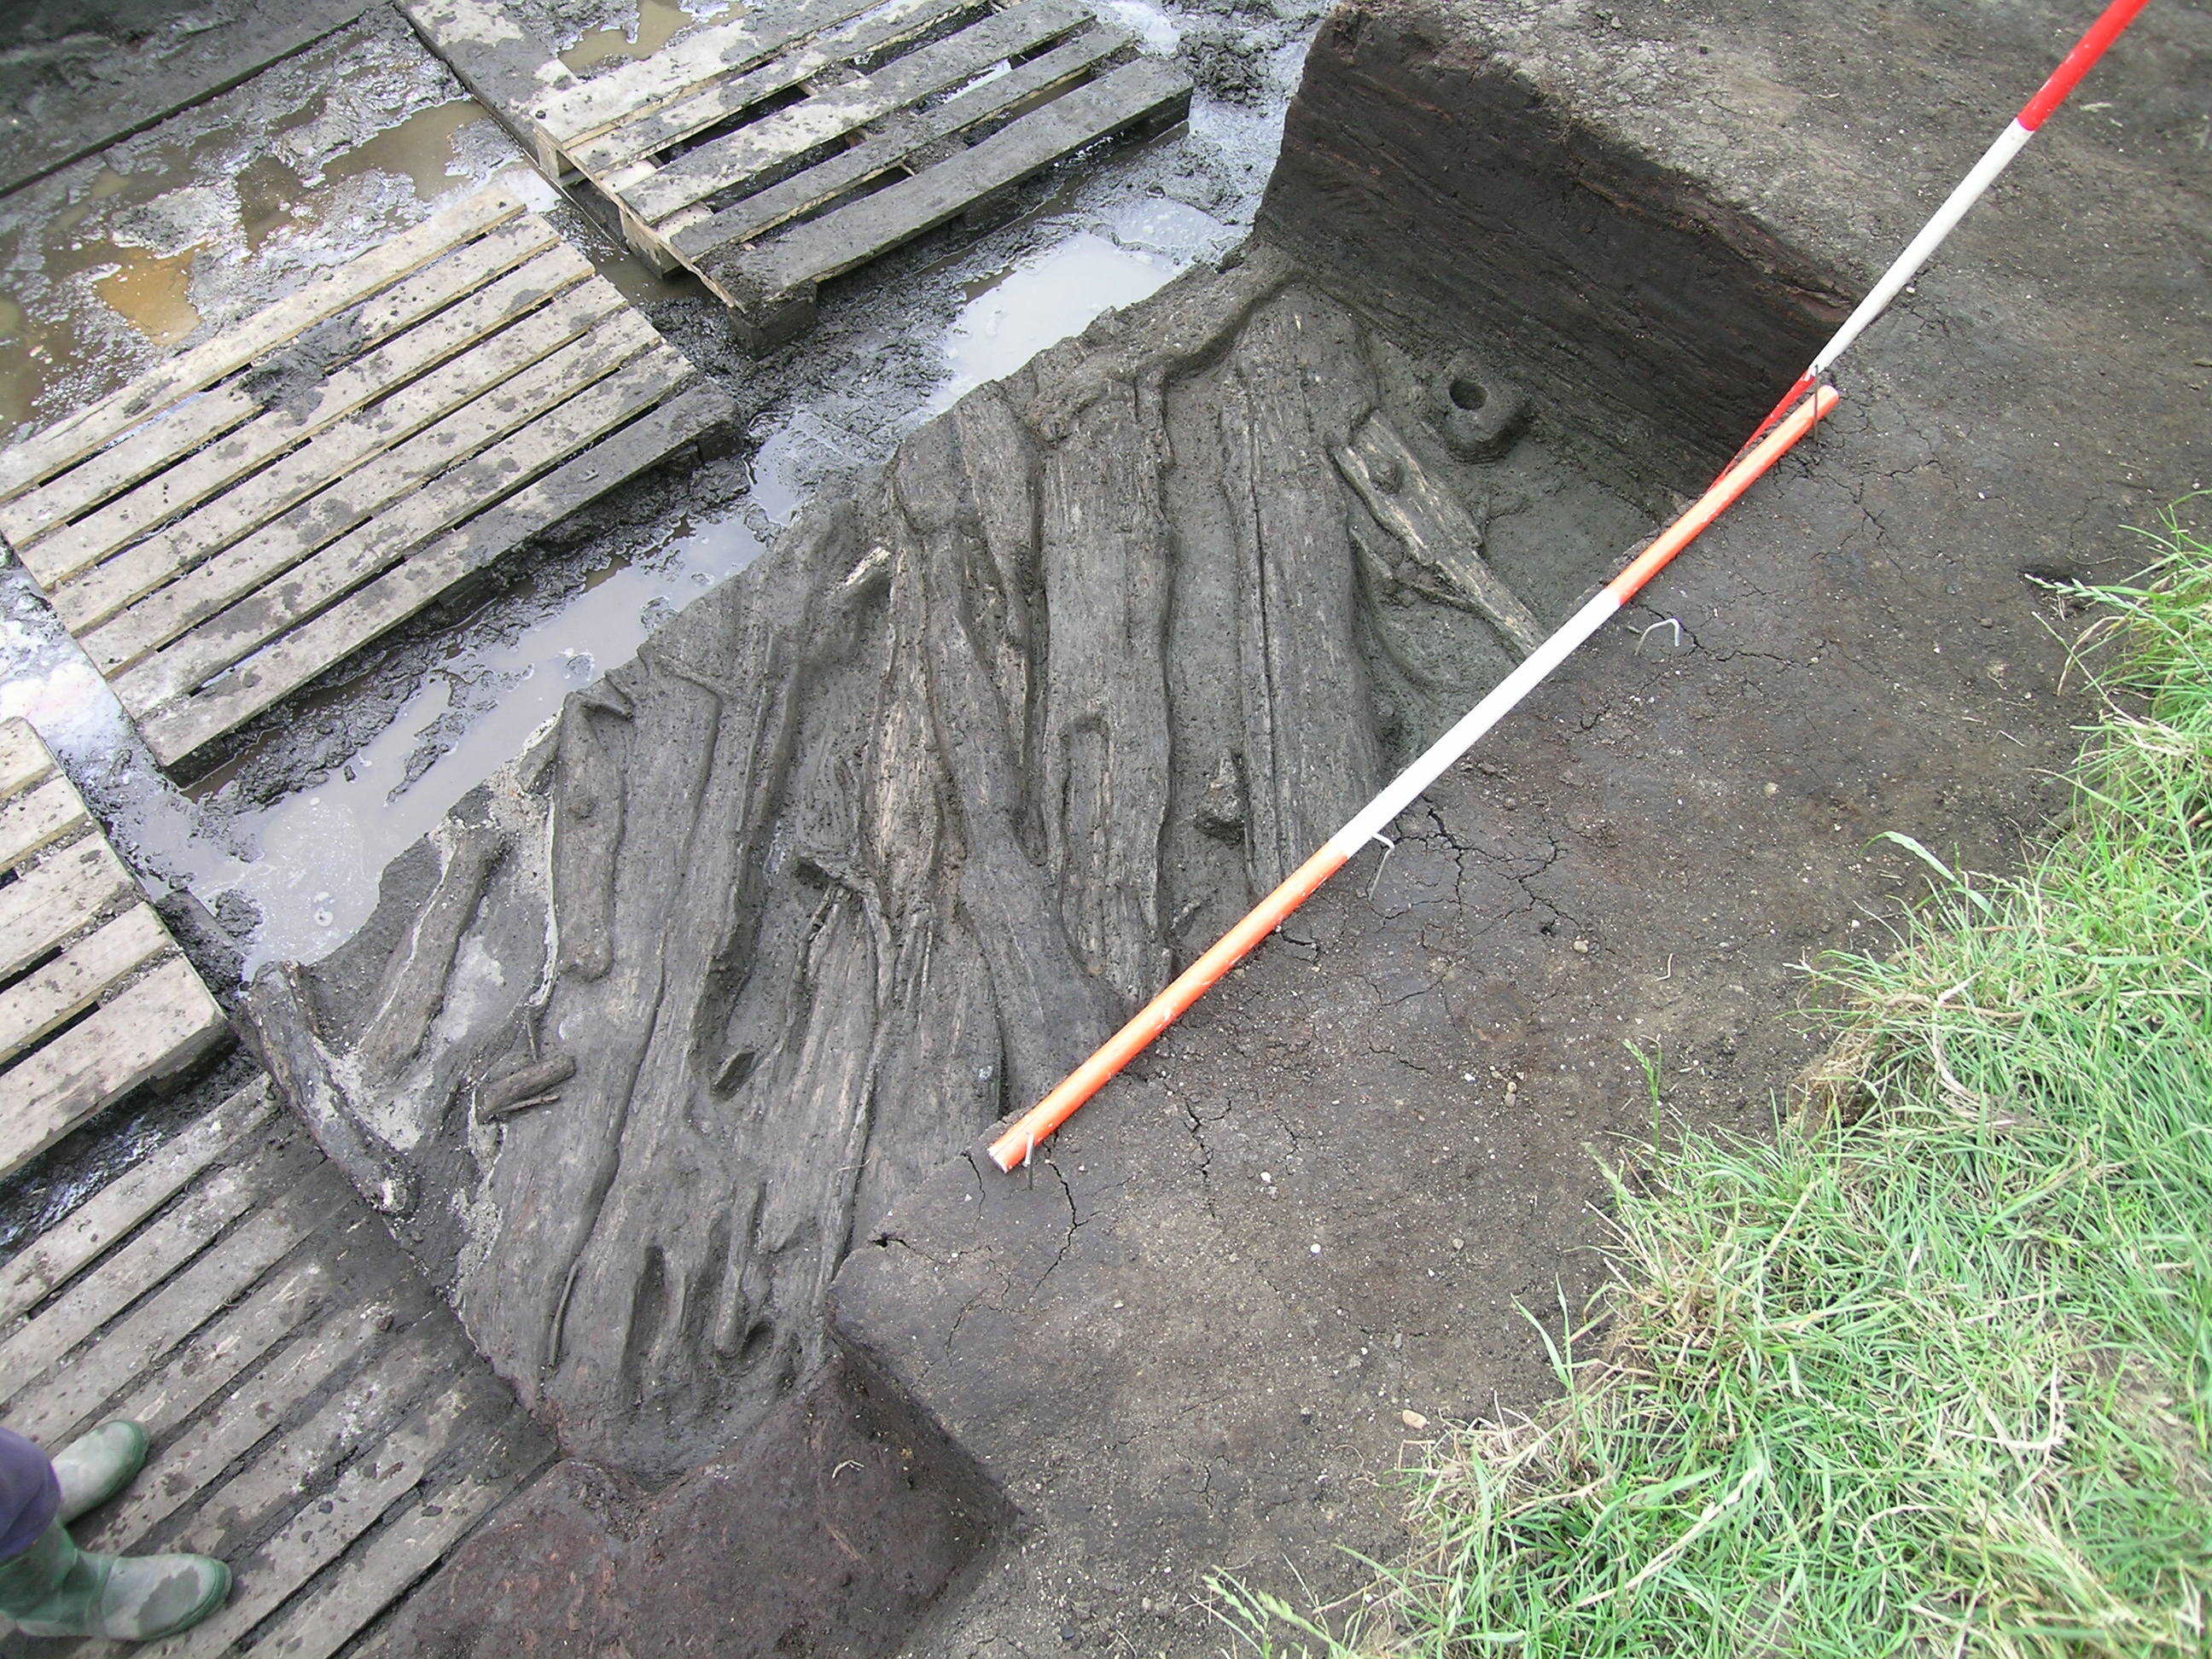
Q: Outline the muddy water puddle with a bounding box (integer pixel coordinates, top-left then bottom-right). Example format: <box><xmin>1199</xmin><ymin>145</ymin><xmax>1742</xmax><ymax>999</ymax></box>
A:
<box><xmin>0</xmin><ymin>0</ymin><xmax>1321</xmax><ymax>971</ymax></box>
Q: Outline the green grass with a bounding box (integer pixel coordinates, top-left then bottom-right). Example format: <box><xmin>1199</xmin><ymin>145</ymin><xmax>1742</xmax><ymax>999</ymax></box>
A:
<box><xmin>1225</xmin><ymin>508</ymin><xmax>2212</xmax><ymax>1657</ymax></box>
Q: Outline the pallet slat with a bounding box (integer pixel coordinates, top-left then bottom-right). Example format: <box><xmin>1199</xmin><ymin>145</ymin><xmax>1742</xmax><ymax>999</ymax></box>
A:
<box><xmin>160</xmin><ymin>1377</ymin><xmax>512</xmax><ymax>1658</ymax></box>
<box><xmin>673</xmin><ymin>24</ymin><xmax>1129</xmax><ymax>262</ymax></box>
<box><xmin>242</xmin><ymin>1424</ymin><xmax>546</xmax><ymax>1659</ymax></box>
<box><xmin>0</xmin><ymin>833</ymin><xmax>136</xmax><ymax>983</ymax></box>
<box><xmin>567</xmin><ymin>0</ymin><xmax>991</xmax><ymax>177</ymax></box>
<box><xmin>0</xmin><ymin>955</ymin><xmax>230</xmax><ymax>1179</ymax></box>
<box><xmin>84</xmin><ymin>273</ymin><xmax>628</xmax><ymax>679</ymax></box>
<box><xmin>0</xmin><ymin>904</ymin><xmax>173</xmax><ymax>1068</ymax></box>
<box><xmin>0</xmin><ymin>194</ymin><xmax>726</xmax><ymax>774</ymax></box>
<box><xmin>0</xmin><ymin>1078</ymin><xmax>272</xmax><ymax>1325</ymax></box>
<box><xmin>0</xmin><ymin>1138</ymin><xmax>302</xmax><ymax>1407</ymax></box>
<box><xmin>537</xmin><ymin>0</ymin><xmax>888</xmax><ymax>146</ymax></box>
<box><xmin>702</xmin><ymin>56</ymin><xmax>1190</xmax><ymax>335</ymax></box>
<box><xmin>6</xmin><ymin>1198</ymin><xmax>321</xmax><ymax>1450</ymax></box>
<box><xmin>0</xmin><ymin>189</ymin><xmax>523</xmax><ymax>511</ymax></box>
<box><xmin>0</xmin><ymin>773</ymin><xmax>90</xmax><ymax>871</ymax></box>
<box><xmin>625</xmin><ymin>0</ymin><xmax>1098</xmax><ymax>225</ymax></box>
<box><xmin>115</xmin><ymin>318</ymin><xmax>677</xmax><ymax>719</ymax></box>
<box><xmin>140</xmin><ymin>379</ymin><xmax>731</xmax><ymax>770</ymax></box>
<box><xmin>13</xmin><ymin>217</ymin><xmax>565</xmax><ymax>582</ymax></box>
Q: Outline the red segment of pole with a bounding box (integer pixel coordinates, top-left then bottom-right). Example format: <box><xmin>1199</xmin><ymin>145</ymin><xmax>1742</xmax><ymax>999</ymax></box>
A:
<box><xmin>987</xmin><ymin>843</ymin><xmax>1349</xmax><ymax>1171</ymax></box>
<box><xmin>1605</xmin><ymin>385</ymin><xmax>1839</xmax><ymax>604</ymax></box>
<box><xmin>2019</xmin><ymin>0</ymin><xmax>2151</xmax><ymax>129</ymax></box>
<box><xmin>1715</xmin><ymin>0</ymin><xmax>2152</xmax><ymax>480</ymax></box>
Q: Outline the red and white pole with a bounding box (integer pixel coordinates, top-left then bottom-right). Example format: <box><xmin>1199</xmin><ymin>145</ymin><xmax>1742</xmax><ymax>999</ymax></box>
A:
<box><xmin>989</xmin><ymin>0</ymin><xmax>2155</xmax><ymax>1172</ymax></box>
<box><xmin>1728</xmin><ymin>0</ymin><xmax>2151</xmax><ymax>467</ymax></box>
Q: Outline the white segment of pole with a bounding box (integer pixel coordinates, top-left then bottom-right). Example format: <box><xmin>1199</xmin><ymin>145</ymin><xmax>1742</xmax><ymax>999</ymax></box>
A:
<box><xmin>1328</xmin><ymin>592</ymin><xmax>1619</xmax><ymax>857</ymax></box>
<box><xmin>1806</xmin><ymin>121</ymin><xmax>2034</xmax><ymax>377</ymax></box>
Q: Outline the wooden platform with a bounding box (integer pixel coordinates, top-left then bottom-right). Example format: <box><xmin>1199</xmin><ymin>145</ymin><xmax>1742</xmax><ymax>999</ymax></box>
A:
<box><xmin>0</xmin><ymin>1076</ymin><xmax>552</xmax><ymax>1657</ymax></box>
<box><xmin>0</xmin><ymin>187</ymin><xmax>733</xmax><ymax>776</ymax></box>
<box><xmin>0</xmin><ymin>719</ymin><xmax>228</xmax><ymax>1179</ymax></box>
<box><xmin>402</xmin><ymin>0</ymin><xmax>1192</xmax><ymax>348</ymax></box>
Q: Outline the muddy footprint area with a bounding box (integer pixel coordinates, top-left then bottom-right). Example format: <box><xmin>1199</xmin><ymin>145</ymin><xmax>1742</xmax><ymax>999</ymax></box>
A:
<box><xmin>2</xmin><ymin>0</ymin><xmax>2207</xmax><ymax>1653</ymax></box>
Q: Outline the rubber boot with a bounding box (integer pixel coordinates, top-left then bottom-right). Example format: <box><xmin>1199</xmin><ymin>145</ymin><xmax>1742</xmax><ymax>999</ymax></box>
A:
<box><xmin>53</xmin><ymin>1420</ymin><xmax>148</xmax><ymax>1524</ymax></box>
<box><xmin>0</xmin><ymin>1521</ymin><xmax>230</xmax><ymax>1640</ymax></box>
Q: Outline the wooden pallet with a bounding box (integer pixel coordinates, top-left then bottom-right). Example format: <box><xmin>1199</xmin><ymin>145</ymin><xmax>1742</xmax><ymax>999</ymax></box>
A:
<box><xmin>403</xmin><ymin>0</ymin><xmax>1192</xmax><ymax>348</ymax></box>
<box><xmin>0</xmin><ymin>1076</ymin><xmax>552</xmax><ymax>1658</ymax></box>
<box><xmin>0</xmin><ymin>719</ymin><xmax>229</xmax><ymax>1179</ymax></box>
<box><xmin>0</xmin><ymin>187</ymin><xmax>733</xmax><ymax>776</ymax></box>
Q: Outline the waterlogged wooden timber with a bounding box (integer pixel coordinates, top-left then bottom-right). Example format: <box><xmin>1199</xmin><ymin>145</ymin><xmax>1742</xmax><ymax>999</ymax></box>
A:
<box><xmin>4</xmin><ymin>1076</ymin><xmax>553</xmax><ymax>1659</ymax></box>
<box><xmin>0</xmin><ymin>188</ymin><xmax>732</xmax><ymax>776</ymax></box>
<box><xmin>0</xmin><ymin>720</ymin><xmax>228</xmax><ymax>1176</ymax></box>
<box><xmin>401</xmin><ymin>0</ymin><xmax>1192</xmax><ymax>346</ymax></box>
<box><xmin>247</xmin><ymin>249</ymin><xmax>1592</xmax><ymax>1477</ymax></box>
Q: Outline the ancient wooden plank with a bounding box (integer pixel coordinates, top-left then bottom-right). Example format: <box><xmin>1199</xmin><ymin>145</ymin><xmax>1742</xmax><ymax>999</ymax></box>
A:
<box><xmin>0</xmin><ymin>1078</ymin><xmax>274</xmax><ymax>1327</ymax></box>
<box><xmin>238</xmin><ymin>1419</ymin><xmax>549</xmax><ymax>1659</ymax></box>
<box><xmin>672</xmin><ymin>25</ymin><xmax>1129</xmax><ymax>262</ymax></box>
<box><xmin>78</xmin><ymin>271</ymin><xmax>624</xmax><ymax>671</ymax></box>
<box><xmin>82</xmin><ymin>1285</ymin><xmax>391</xmax><ymax>1551</ymax></box>
<box><xmin>535</xmin><ymin>0</ymin><xmax>889</xmax><ymax>148</ymax></box>
<box><xmin>8</xmin><ymin>216</ymin><xmax>563</xmax><ymax>579</ymax></box>
<box><xmin>160</xmin><ymin>1376</ymin><xmax>516</xmax><ymax>1658</ymax></box>
<box><xmin>0</xmin><ymin>189</ymin><xmax>523</xmax><ymax>510</ymax></box>
<box><xmin>396</xmin><ymin>0</ymin><xmax>581</xmax><ymax>173</ymax></box>
<box><xmin>0</xmin><ymin>905</ymin><xmax>174</xmax><ymax>1068</ymax></box>
<box><xmin>0</xmin><ymin>835</ymin><xmax>136</xmax><ymax>984</ymax></box>
<box><xmin>0</xmin><ymin>1139</ymin><xmax>306</xmax><ymax>1407</ymax></box>
<box><xmin>0</xmin><ymin>955</ymin><xmax>230</xmax><ymax>1179</ymax></box>
<box><xmin>1333</xmin><ymin>414</ymin><xmax>1548</xmax><ymax>656</ymax></box>
<box><xmin>703</xmin><ymin>57</ymin><xmax>1190</xmax><ymax>325</ymax></box>
<box><xmin>0</xmin><ymin>774</ymin><xmax>90</xmax><ymax>873</ymax></box>
<box><xmin>113</xmin><ymin>317</ymin><xmax>674</xmax><ymax>717</ymax></box>
<box><xmin>624</xmin><ymin>0</ymin><xmax>1097</xmax><ymax>227</ymax></box>
<box><xmin>567</xmin><ymin>0</ymin><xmax>991</xmax><ymax>177</ymax></box>
<box><xmin>139</xmin><ymin>381</ymin><xmax>732</xmax><ymax>771</ymax></box>
<box><xmin>0</xmin><ymin>719</ymin><xmax>55</xmax><ymax>796</ymax></box>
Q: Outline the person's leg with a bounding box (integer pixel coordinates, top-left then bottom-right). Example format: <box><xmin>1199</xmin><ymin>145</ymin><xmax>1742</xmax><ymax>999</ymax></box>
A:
<box><xmin>0</xmin><ymin>1518</ymin><xmax>230</xmax><ymax>1640</ymax></box>
<box><xmin>51</xmin><ymin>1421</ymin><xmax>148</xmax><ymax>1523</ymax></box>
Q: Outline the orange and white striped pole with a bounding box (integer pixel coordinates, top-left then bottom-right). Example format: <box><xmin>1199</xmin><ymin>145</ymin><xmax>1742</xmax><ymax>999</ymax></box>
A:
<box><xmin>987</xmin><ymin>387</ymin><xmax>1839</xmax><ymax>1170</ymax></box>
<box><xmin>1721</xmin><ymin>0</ymin><xmax>2150</xmax><ymax>474</ymax></box>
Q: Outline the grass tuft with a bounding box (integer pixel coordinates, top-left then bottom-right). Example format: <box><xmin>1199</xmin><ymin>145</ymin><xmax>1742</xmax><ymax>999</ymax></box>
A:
<box><xmin>1222</xmin><ymin>506</ymin><xmax>2212</xmax><ymax>1657</ymax></box>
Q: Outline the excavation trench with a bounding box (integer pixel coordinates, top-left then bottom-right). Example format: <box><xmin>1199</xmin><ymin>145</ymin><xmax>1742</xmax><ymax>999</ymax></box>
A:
<box><xmin>236</xmin><ymin>23</ymin><xmax>1856</xmax><ymax>1655</ymax></box>
<box><xmin>4</xmin><ymin>0</ymin><xmax>2195</xmax><ymax>1650</ymax></box>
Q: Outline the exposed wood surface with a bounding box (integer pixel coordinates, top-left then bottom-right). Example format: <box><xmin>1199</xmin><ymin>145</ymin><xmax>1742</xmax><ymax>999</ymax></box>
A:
<box><xmin>403</xmin><ymin>0</ymin><xmax>1192</xmax><ymax>345</ymax></box>
<box><xmin>5</xmin><ymin>1080</ymin><xmax>553</xmax><ymax>1658</ymax></box>
<box><xmin>0</xmin><ymin>189</ymin><xmax>731</xmax><ymax>775</ymax></box>
<box><xmin>0</xmin><ymin>719</ymin><xmax>228</xmax><ymax>1177</ymax></box>
<box><xmin>700</xmin><ymin>57</ymin><xmax>1191</xmax><ymax>341</ymax></box>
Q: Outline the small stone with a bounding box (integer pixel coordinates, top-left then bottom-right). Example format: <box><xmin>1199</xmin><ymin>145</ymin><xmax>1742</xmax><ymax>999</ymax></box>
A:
<box><xmin>1571</xmin><ymin>938</ymin><xmax>1591</xmax><ymax>953</ymax></box>
<box><xmin>1450</xmin><ymin>1237</ymin><xmax>1464</xmax><ymax>1250</ymax></box>
<box><xmin>1400</xmin><ymin>1409</ymin><xmax>1429</xmax><ymax>1430</ymax></box>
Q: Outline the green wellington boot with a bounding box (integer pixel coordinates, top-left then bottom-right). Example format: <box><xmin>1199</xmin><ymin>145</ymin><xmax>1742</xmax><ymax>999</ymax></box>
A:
<box><xmin>51</xmin><ymin>1420</ymin><xmax>148</xmax><ymax>1524</ymax></box>
<box><xmin>0</xmin><ymin>1521</ymin><xmax>230</xmax><ymax>1640</ymax></box>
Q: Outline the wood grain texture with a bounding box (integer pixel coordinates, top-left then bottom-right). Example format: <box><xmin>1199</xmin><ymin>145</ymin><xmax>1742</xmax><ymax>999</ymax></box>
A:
<box><xmin>257</xmin><ymin>253</ymin><xmax>1551</xmax><ymax>1477</ymax></box>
